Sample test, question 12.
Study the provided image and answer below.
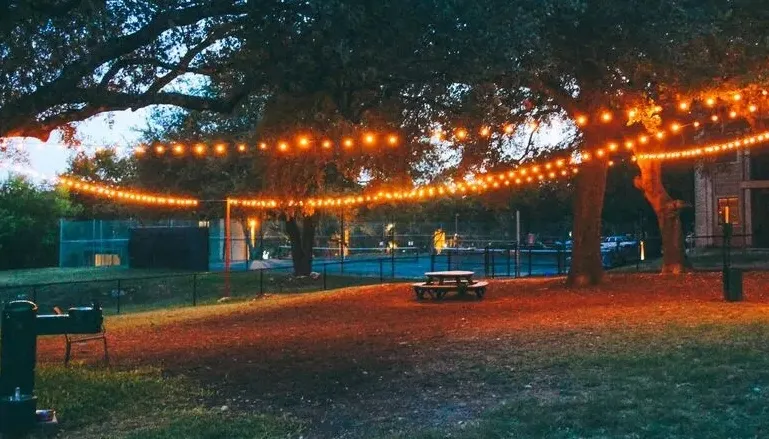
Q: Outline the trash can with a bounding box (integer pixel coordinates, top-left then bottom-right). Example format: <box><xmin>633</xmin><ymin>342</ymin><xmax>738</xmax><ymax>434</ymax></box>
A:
<box><xmin>723</xmin><ymin>268</ymin><xmax>743</xmax><ymax>302</ymax></box>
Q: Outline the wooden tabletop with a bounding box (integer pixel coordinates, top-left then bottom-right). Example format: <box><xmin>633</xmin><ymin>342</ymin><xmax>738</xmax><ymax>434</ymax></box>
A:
<box><xmin>424</xmin><ymin>271</ymin><xmax>475</xmax><ymax>277</ymax></box>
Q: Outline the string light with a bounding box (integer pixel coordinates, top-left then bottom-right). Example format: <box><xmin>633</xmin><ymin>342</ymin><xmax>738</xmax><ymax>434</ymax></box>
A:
<box><xmin>58</xmin><ymin>177</ymin><xmax>199</xmax><ymax>207</ymax></box>
<box><xmin>388</xmin><ymin>135</ymin><xmax>398</xmax><ymax>146</ymax></box>
<box><xmin>455</xmin><ymin>129</ymin><xmax>468</xmax><ymax>140</ymax></box>
<box><xmin>576</xmin><ymin>115</ymin><xmax>588</xmax><ymax>126</ymax></box>
<box><xmin>480</xmin><ymin>127</ymin><xmax>491</xmax><ymax>137</ymax></box>
<box><xmin>601</xmin><ymin>112</ymin><xmax>612</xmax><ymax>123</ymax></box>
<box><xmin>215</xmin><ymin>144</ymin><xmax>226</xmax><ymax>154</ymax></box>
<box><xmin>636</xmin><ymin>131</ymin><xmax>769</xmax><ymax>161</ymax></box>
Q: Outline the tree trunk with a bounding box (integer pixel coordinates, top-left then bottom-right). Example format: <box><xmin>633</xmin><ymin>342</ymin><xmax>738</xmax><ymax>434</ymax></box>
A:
<box><xmin>635</xmin><ymin>160</ymin><xmax>689</xmax><ymax>274</ymax></box>
<box><xmin>567</xmin><ymin>158</ymin><xmax>609</xmax><ymax>286</ymax></box>
<box><xmin>285</xmin><ymin>213</ymin><xmax>317</xmax><ymax>276</ymax></box>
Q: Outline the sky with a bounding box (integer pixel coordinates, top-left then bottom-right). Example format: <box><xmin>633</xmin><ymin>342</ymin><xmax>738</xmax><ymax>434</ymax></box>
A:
<box><xmin>1</xmin><ymin>109</ymin><xmax>151</xmax><ymax>182</ymax></box>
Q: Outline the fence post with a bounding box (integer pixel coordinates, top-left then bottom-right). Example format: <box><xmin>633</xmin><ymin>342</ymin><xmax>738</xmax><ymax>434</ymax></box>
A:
<box><xmin>528</xmin><ymin>247</ymin><xmax>533</xmax><ymax>277</ymax></box>
<box><xmin>484</xmin><ymin>246</ymin><xmax>490</xmax><ymax>277</ymax></box>
<box><xmin>491</xmin><ymin>250</ymin><xmax>496</xmax><ymax>278</ymax></box>
<box><xmin>116</xmin><ymin>279</ymin><xmax>121</xmax><ymax>314</ymax></box>
<box><xmin>259</xmin><ymin>269</ymin><xmax>264</xmax><ymax>295</ymax></box>
<box><xmin>507</xmin><ymin>246</ymin><xmax>511</xmax><ymax>277</ymax></box>
<box><xmin>379</xmin><ymin>259</ymin><xmax>384</xmax><ymax>283</ymax></box>
<box><xmin>192</xmin><ymin>274</ymin><xmax>197</xmax><ymax>306</ymax></box>
<box><xmin>515</xmin><ymin>242</ymin><xmax>520</xmax><ymax>277</ymax></box>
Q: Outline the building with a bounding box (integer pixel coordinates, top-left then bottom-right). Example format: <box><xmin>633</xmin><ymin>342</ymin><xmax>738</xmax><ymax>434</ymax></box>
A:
<box><xmin>694</xmin><ymin>148</ymin><xmax>769</xmax><ymax>247</ymax></box>
<box><xmin>58</xmin><ymin>219</ymin><xmax>249</xmax><ymax>269</ymax></box>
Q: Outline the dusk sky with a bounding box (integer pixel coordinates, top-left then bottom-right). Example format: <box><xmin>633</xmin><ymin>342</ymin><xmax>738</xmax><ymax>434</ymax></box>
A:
<box><xmin>2</xmin><ymin>108</ymin><xmax>151</xmax><ymax>182</ymax></box>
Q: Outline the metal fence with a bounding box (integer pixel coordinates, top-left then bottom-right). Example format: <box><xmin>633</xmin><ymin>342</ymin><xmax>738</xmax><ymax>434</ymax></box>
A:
<box><xmin>0</xmin><ymin>244</ymin><xmax>583</xmax><ymax>315</ymax></box>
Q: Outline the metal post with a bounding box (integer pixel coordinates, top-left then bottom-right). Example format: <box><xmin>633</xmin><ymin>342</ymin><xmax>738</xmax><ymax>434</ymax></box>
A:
<box><xmin>484</xmin><ymin>246</ymin><xmax>490</xmax><ymax>277</ymax></box>
<box><xmin>515</xmin><ymin>210</ymin><xmax>521</xmax><ymax>277</ymax></box>
<box><xmin>507</xmin><ymin>245</ymin><xmax>511</xmax><ymax>277</ymax></box>
<box><xmin>340</xmin><ymin>211</ymin><xmax>345</xmax><ymax>272</ymax></box>
<box><xmin>528</xmin><ymin>247</ymin><xmax>533</xmax><ymax>277</ymax></box>
<box><xmin>58</xmin><ymin>219</ymin><xmax>64</xmax><ymax>268</ymax></box>
<box><xmin>491</xmin><ymin>250</ymin><xmax>496</xmax><ymax>278</ymax></box>
<box><xmin>224</xmin><ymin>199</ymin><xmax>231</xmax><ymax>297</ymax></box>
<box><xmin>192</xmin><ymin>274</ymin><xmax>197</xmax><ymax>306</ymax></box>
<box><xmin>116</xmin><ymin>279</ymin><xmax>121</xmax><ymax>314</ymax></box>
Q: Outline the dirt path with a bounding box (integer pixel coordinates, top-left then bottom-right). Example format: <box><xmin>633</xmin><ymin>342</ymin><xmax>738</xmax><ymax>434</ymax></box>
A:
<box><xmin>38</xmin><ymin>273</ymin><xmax>769</xmax><ymax>438</ymax></box>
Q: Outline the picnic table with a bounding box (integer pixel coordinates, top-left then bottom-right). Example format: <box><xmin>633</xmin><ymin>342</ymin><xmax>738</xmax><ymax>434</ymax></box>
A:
<box><xmin>412</xmin><ymin>271</ymin><xmax>488</xmax><ymax>300</ymax></box>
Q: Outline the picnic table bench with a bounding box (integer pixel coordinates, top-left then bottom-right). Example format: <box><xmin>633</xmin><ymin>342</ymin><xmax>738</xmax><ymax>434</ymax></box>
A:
<box><xmin>412</xmin><ymin>271</ymin><xmax>488</xmax><ymax>300</ymax></box>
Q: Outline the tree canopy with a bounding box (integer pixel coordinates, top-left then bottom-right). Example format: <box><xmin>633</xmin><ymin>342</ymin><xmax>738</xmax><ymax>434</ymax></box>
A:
<box><xmin>7</xmin><ymin>0</ymin><xmax>769</xmax><ymax>279</ymax></box>
<box><xmin>0</xmin><ymin>176</ymin><xmax>79</xmax><ymax>269</ymax></box>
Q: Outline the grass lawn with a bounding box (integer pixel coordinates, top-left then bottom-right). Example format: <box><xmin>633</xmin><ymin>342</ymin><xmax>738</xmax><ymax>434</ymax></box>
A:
<box><xmin>0</xmin><ymin>266</ymin><xmax>396</xmax><ymax>316</ymax></box>
<box><xmin>36</xmin><ymin>366</ymin><xmax>302</xmax><ymax>439</ymax></box>
<box><xmin>34</xmin><ymin>273</ymin><xmax>769</xmax><ymax>438</ymax></box>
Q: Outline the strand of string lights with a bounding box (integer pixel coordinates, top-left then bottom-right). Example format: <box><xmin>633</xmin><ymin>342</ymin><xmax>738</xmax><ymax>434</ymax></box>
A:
<box><xmin>57</xmin><ymin>126</ymin><xmax>769</xmax><ymax>210</ymax></box>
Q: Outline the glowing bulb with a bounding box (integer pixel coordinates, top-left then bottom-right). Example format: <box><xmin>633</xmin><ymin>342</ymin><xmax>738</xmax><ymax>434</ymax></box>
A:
<box><xmin>215</xmin><ymin>144</ymin><xmax>226</xmax><ymax>154</ymax></box>
<box><xmin>694</xmin><ymin>121</ymin><xmax>701</xmax><ymax>128</ymax></box>
<box><xmin>671</xmin><ymin>123</ymin><xmax>681</xmax><ymax>132</ymax></box>
<box><xmin>750</xmin><ymin>105</ymin><xmax>758</xmax><ymax>113</ymax></box>
<box><xmin>628</xmin><ymin>109</ymin><xmax>638</xmax><ymax>118</ymax></box>
<box><xmin>655</xmin><ymin>132</ymin><xmax>665</xmax><ymax>140</ymax></box>
<box><xmin>173</xmin><ymin>144</ymin><xmax>184</xmax><ymax>154</ymax></box>
<box><xmin>480</xmin><ymin>127</ymin><xmax>491</xmax><ymax>137</ymax></box>
<box><xmin>237</xmin><ymin>144</ymin><xmax>247</xmax><ymax>152</ymax></box>
<box><xmin>608</xmin><ymin>143</ymin><xmax>618</xmax><ymax>151</ymax></box>
<box><xmin>639</xmin><ymin>135</ymin><xmax>649</xmax><ymax>144</ymax></box>
<box><xmin>503</xmin><ymin>124</ymin><xmax>515</xmax><ymax>134</ymax></box>
<box><xmin>706</xmin><ymin>97</ymin><xmax>716</xmax><ymax>106</ymax></box>
<box><xmin>733</xmin><ymin>93</ymin><xmax>742</xmax><ymax>101</ymax></box>
<box><xmin>134</xmin><ymin>146</ymin><xmax>146</xmax><ymax>155</ymax></box>
<box><xmin>679</xmin><ymin>102</ymin><xmax>689</xmax><ymax>111</ymax></box>
<box><xmin>343</xmin><ymin>138</ymin><xmax>354</xmax><ymax>148</ymax></box>
<box><xmin>194</xmin><ymin>144</ymin><xmax>205</xmax><ymax>155</ymax></box>
<box><xmin>278</xmin><ymin>142</ymin><xmax>288</xmax><ymax>151</ymax></box>
<box><xmin>729</xmin><ymin>111</ymin><xmax>738</xmax><ymax>119</ymax></box>
<box><xmin>322</xmin><ymin>140</ymin><xmax>333</xmax><ymax>149</ymax></box>
<box><xmin>298</xmin><ymin>137</ymin><xmax>310</xmax><ymax>147</ymax></box>
<box><xmin>601</xmin><ymin>112</ymin><xmax>612</xmax><ymax>122</ymax></box>
<box><xmin>259</xmin><ymin>142</ymin><xmax>267</xmax><ymax>150</ymax></box>
<box><xmin>364</xmin><ymin>133</ymin><xmax>375</xmax><ymax>145</ymax></box>
<box><xmin>625</xmin><ymin>141</ymin><xmax>634</xmax><ymax>150</ymax></box>
<box><xmin>711</xmin><ymin>115</ymin><xmax>719</xmax><ymax>122</ymax></box>
<box><xmin>455</xmin><ymin>128</ymin><xmax>468</xmax><ymax>140</ymax></box>
<box><xmin>576</xmin><ymin>115</ymin><xmax>588</xmax><ymax>126</ymax></box>
<box><xmin>388</xmin><ymin>135</ymin><xmax>398</xmax><ymax>146</ymax></box>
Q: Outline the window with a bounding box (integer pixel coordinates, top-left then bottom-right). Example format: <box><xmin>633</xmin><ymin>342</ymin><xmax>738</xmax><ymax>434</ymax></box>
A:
<box><xmin>94</xmin><ymin>254</ymin><xmax>120</xmax><ymax>267</ymax></box>
<box><xmin>717</xmin><ymin>197</ymin><xmax>740</xmax><ymax>225</ymax></box>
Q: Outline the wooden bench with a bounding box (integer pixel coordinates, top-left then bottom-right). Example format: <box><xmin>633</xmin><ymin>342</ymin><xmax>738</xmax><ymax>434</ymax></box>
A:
<box><xmin>53</xmin><ymin>306</ymin><xmax>109</xmax><ymax>366</ymax></box>
<box><xmin>412</xmin><ymin>281</ymin><xmax>488</xmax><ymax>300</ymax></box>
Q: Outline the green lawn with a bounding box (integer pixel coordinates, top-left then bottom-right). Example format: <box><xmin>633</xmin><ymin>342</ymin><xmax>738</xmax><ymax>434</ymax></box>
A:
<box><xmin>0</xmin><ymin>266</ymin><xmax>400</xmax><ymax>316</ymax></box>
<box><xmin>401</xmin><ymin>324</ymin><xmax>769</xmax><ymax>438</ymax></box>
<box><xmin>36</xmin><ymin>366</ymin><xmax>302</xmax><ymax>439</ymax></box>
